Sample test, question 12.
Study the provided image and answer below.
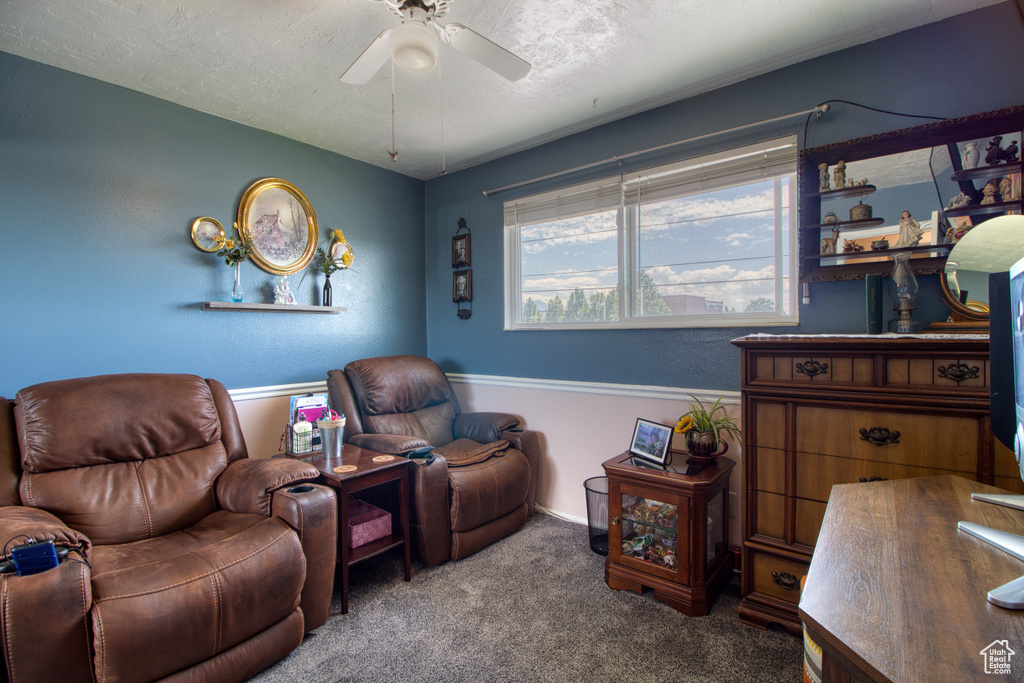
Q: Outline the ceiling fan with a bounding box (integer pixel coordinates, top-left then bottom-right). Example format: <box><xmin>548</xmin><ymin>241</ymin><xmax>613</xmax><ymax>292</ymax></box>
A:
<box><xmin>340</xmin><ymin>0</ymin><xmax>531</xmax><ymax>84</ymax></box>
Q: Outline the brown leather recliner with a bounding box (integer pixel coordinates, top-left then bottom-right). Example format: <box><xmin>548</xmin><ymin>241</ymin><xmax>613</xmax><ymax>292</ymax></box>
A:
<box><xmin>0</xmin><ymin>374</ymin><xmax>338</xmax><ymax>683</ymax></box>
<box><xmin>327</xmin><ymin>356</ymin><xmax>540</xmax><ymax>567</ymax></box>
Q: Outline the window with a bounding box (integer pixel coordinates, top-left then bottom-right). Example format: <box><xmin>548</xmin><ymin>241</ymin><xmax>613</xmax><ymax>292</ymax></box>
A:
<box><xmin>504</xmin><ymin>137</ymin><xmax>798</xmax><ymax>330</ymax></box>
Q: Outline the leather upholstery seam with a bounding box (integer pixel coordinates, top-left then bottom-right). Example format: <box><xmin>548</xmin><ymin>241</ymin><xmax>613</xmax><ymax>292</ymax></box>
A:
<box><xmin>133</xmin><ymin>462</ymin><xmax>154</xmax><ymax>539</ymax></box>
<box><xmin>93</xmin><ymin>527</ymin><xmax>293</xmax><ymax>602</ymax></box>
<box><xmin>210</xmin><ymin>572</ymin><xmax>222</xmax><ymax>656</ymax></box>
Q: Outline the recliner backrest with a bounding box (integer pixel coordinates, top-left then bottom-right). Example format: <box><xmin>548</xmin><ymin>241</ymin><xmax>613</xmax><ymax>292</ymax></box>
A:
<box><xmin>12</xmin><ymin>373</ymin><xmax>244</xmax><ymax>545</ymax></box>
<box><xmin>344</xmin><ymin>356</ymin><xmax>461</xmax><ymax>447</ymax></box>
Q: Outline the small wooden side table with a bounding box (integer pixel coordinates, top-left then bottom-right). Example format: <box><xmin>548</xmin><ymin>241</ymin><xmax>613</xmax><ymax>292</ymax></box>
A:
<box><xmin>290</xmin><ymin>444</ymin><xmax>412</xmax><ymax>614</ymax></box>
<box><xmin>602</xmin><ymin>452</ymin><xmax>734</xmax><ymax>616</ymax></box>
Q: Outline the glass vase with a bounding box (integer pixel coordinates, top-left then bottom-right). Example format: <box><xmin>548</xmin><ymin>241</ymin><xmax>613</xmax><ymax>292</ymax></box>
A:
<box><xmin>231</xmin><ymin>263</ymin><xmax>243</xmax><ymax>303</ymax></box>
<box><xmin>322</xmin><ymin>276</ymin><xmax>332</xmax><ymax>307</ymax></box>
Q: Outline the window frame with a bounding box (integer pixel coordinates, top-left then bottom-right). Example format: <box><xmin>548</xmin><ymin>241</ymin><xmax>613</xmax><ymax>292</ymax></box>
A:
<box><xmin>503</xmin><ymin>137</ymin><xmax>800</xmax><ymax>331</ymax></box>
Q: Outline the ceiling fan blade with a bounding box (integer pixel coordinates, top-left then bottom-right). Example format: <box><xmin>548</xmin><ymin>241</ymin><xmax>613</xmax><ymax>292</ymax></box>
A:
<box><xmin>436</xmin><ymin>22</ymin><xmax>530</xmax><ymax>81</ymax></box>
<box><xmin>340</xmin><ymin>29</ymin><xmax>392</xmax><ymax>85</ymax></box>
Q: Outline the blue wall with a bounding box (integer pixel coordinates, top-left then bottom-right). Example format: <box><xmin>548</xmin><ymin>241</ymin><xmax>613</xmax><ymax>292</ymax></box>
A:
<box><xmin>3</xmin><ymin>4</ymin><xmax>1023</xmax><ymax>399</ymax></box>
<box><xmin>1</xmin><ymin>51</ymin><xmax>426</xmax><ymax>396</ymax></box>
<box><xmin>424</xmin><ymin>2</ymin><xmax>1024</xmax><ymax>390</ymax></box>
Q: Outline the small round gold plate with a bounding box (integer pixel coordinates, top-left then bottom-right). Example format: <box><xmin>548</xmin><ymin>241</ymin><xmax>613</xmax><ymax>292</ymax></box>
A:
<box><xmin>333</xmin><ymin>465</ymin><xmax>357</xmax><ymax>473</ymax></box>
<box><xmin>372</xmin><ymin>455</ymin><xmax>396</xmax><ymax>463</ymax></box>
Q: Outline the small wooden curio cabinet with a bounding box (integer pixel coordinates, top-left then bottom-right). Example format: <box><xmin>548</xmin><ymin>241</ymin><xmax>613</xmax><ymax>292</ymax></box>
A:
<box><xmin>602</xmin><ymin>452</ymin><xmax>734</xmax><ymax>616</ymax></box>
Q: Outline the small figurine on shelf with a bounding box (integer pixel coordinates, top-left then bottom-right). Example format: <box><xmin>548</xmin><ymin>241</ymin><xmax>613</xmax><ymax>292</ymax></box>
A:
<box><xmin>980</xmin><ymin>179</ymin><xmax>999</xmax><ymax>205</ymax></box>
<box><xmin>833</xmin><ymin>160</ymin><xmax>847</xmax><ymax>190</ymax></box>
<box><xmin>274</xmin><ymin>275</ymin><xmax>297</xmax><ymax>305</ymax></box>
<box><xmin>820</xmin><ymin>226</ymin><xmax>840</xmax><ymax>255</ymax></box>
<box><xmin>946</xmin><ymin>191</ymin><xmax>972</xmax><ymax>209</ymax></box>
<box><xmin>843</xmin><ymin>241</ymin><xmax>865</xmax><ymax>253</ymax></box>
<box><xmin>818</xmin><ymin>163</ymin><xmax>830</xmax><ymax>192</ymax></box>
<box><xmin>985</xmin><ymin>136</ymin><xmax>1020</xmax><ymax>165</ymax></box>
<box><xmin>895</xmin><ymin>210</ymin><xmax>925</xmax><ymax>248</ymax></box>
<box><xmin>999</xmin><ymin>177</ymin><xmax>1017</xmax><ymax>202</ymax></box>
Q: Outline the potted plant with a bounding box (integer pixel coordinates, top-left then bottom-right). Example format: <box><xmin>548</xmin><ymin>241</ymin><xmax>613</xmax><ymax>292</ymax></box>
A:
<box><xmin>674</xmin><ymin>395</ymin><xmax>741</xmax><ymax>464</ymax></box>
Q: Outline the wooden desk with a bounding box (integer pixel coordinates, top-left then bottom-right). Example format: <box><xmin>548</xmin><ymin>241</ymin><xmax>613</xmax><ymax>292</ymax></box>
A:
<box><xmin>294</xmin><ymin>445</ymin><xmax>412</xmax><ymax>614</ymax></box>
<box><xmin>801</xmin><ymin>476</ymin><xmax>1024</xmax><ymax>682</ymax></box>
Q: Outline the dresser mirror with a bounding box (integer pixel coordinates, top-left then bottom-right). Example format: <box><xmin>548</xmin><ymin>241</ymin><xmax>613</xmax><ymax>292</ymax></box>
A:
<box><xmin>800</xmin><ymin>106</ymin><xmax>1024</xmax><ymax>283</ymax></box>
<box><xmin>939</xmin><ymin>215</ymin><xmax>1024</xmax><ymax>324</ymax></box>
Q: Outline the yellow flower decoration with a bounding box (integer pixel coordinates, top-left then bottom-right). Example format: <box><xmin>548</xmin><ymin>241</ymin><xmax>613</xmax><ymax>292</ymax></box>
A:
<box><xmin>331</xmin><ymin>229</ymin><xmax>347</xmax><ymax>243</ymax></box>
<box><xmin>674</xmin><ymin>416</ymin><xmax>695</xmax><ymax>434</ymax></box>
<box><xmin>341</xmin><ymin>249</ymin><xmax>353</xmax><ymax>267</ymax></box>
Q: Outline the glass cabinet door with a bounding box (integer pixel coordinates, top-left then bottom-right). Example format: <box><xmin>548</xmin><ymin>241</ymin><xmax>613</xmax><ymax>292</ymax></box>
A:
<box><xmin>612</xmin><ymin>483</ymin><xmax>690</xmax><ymax>583</ymax></box>
<box><xmin>706</xmin><ymin>488</ymin><xmax>726</xmax><ymax>569</ymax></box>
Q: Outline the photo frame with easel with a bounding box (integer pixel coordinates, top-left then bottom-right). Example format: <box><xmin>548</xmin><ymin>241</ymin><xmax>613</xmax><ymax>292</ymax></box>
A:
<box><xmin>628</xmin><ymin>417</ymin><xmax>673</xmax><ymax>467</ymax></box>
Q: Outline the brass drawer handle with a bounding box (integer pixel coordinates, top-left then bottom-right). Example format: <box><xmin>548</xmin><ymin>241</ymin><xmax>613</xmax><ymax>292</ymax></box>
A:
<box><xmin>795</xmin><ymin>360</ymin><xmax>829</xmax><ymax>378</ymax></box>
<box><xmin>859</xmin><ymin>426</ymin><xmax>900</xmax><ymax>446</ymax></box>
<box><xmin>937</xmin><ymin>363</ymin><xmax>980</xmax><ymax>385</ymax></box>
<box><xmin>611</xmin><ymin>517</ymin><xmax>620</xmax><ymax>526</ymax></box>
<box><xmin>771</xmin><ymin>571</ymin><xmax>800</xmax><ymax>591</ymax></box>
<box><xmin>859</xmin><ymin>476</ymin><xmax>889</xmax><ymax>483</ymax></box>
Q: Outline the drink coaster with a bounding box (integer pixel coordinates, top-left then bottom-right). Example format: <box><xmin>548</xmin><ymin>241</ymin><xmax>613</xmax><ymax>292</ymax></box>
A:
<box><xmin>372</xmin><ymin>455</ymin><xmax>396</xmax><ymax>463</ymax></box>
<box><xmin>333</xmin><ymin>465</ymin><xmax>357</xmax><ymax>473</ymax></box>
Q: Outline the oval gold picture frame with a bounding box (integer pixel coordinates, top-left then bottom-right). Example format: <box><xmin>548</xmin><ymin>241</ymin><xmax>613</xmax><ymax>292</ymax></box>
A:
<box><xmin>237</xmin><ymin>178</ymin><xmax>317</xmax><ymax>275</ymax></box>
<box><xmin>190</xmin><ymin>217</ymin><xmax>225</xmax><ymax>253</ymax></box>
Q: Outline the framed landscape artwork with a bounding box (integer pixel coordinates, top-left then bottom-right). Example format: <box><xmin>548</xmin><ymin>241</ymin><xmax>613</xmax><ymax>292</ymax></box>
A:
<box><xmin>237</xmin><ymin>178</ymin><xmax>317</xmax><ymax>275</ymax></box>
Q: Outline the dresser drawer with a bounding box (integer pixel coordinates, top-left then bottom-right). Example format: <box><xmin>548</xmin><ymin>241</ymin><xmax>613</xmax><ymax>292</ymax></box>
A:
<box><xmin>750</xmin><ymin>549</ymin><xmax>808</xmax><ymax>606</ymax></box>
<box><xmin>885</xmin><ymin>356</ymin><xmax>989</xmax><ymax>392</ymax></box>
<box><xmin>752</xmin><ymin>491</ymin><xmax>826</xmax><ymax>548</ymax></box>
<box><xmin>794</xmin><ymin>452</ymin><xmax>976</xmax><ymax>502</ymax></box>
<box><xmin>751</xmin><ymin>353</ymin><xmax>874</xmax><ymax>387</ymax></box>
<box><xmin>795</xmin><ymin>405</ymin><xmax>979</xmax><ymax>472</ymax></box>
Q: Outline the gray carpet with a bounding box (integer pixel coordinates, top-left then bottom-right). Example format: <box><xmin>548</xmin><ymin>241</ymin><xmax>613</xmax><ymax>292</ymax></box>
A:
<box><xmin>251</xmin><ymin>514</ymin><xmax>802</xmax><ymax>682</ymax></box>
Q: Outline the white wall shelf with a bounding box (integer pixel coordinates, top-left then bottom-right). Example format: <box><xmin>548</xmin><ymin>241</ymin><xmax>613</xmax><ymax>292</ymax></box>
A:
<box><xmin>202</xmin><ymin>301</ymin><xmax>346</xmax><ymax>314</ymax></box>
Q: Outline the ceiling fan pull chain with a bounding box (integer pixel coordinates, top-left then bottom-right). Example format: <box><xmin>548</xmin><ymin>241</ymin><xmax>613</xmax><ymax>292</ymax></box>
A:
<box><xmin>387</xmin><ymin>60</ymin><xmax>398</xmax><ymax>162</ymax></box>
<box><xmin>439</xmin><ymin>50</ymin><xmax>447</xmax><ymax>175</ymax></box>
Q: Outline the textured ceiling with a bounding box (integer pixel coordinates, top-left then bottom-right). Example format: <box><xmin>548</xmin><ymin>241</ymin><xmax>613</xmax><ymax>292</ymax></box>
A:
<box><xmin>0</xmin><ymin>0</ymin><xmax>1004</xmax><ymax>180</ymax></box>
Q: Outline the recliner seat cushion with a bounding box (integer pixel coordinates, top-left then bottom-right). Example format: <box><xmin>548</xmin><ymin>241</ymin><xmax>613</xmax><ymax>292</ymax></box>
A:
<box><xmin>448</xmin><ymin>450</ymin><xmax>530</xmax><ymax>532</ymax></box>
<box><xmin>88</xmin><ymin>510</ymin><xmax>305</xmax><ymax>683</ymax></box>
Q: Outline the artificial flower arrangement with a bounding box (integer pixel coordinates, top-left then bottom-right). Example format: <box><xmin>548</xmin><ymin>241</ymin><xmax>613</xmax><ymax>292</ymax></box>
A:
<box><xmin>302</xmin><ymin>228</ymin><xmax>354</xmax><ymax>306</ymax></box>
<box><xmin>212</xmin><ymin>223</ymin><xmax>252</xmax><ymax>266</ymax></box>
<box><xmin>674</xmin><ymin>395</ymin><xmax>741</xmax><ymax>447</ymax></box>
<box><xmin>311</xmin><ymin>229</ymin><xmax>354</xmax><ymax>276</ymax></box>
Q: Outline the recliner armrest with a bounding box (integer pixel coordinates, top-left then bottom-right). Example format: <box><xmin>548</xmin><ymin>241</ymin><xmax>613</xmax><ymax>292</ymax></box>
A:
<box><xmin>0</xmin><ymin>506</ymin><xmax>91</xmax><ymax>558</ymax></box>
<box><xmin>0</xmin><ymin>506</ymin><xmax>94</xmax><ymax>682</ymax></box>
<box><xmin>216</xmin><ymin>458</ymin><xmax>320</xmax><ymax>516</ymax></box>
<box><xmin>453</xmin><ymin>413</ymin><xmax>520</xmax><ymax>443</ymax></box>
<box><xmin>348</xmin><ymin>433</ymin><xmax>431</xmax><ymax>454</ymax></box>
<box><xmin>270</xmin><ymin>484</ymin><xmax>337</xmax><ymax>633</ymax></box>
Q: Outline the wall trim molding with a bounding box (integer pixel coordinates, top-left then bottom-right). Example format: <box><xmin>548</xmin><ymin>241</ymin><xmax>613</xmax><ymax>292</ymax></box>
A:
<box><xmin>228</xmin><ymin>374</ymin><xmax>740</xmax><ymax>404</ymax></box>
<box><xmin>229</xmin><ymin>381</ymin><xmax>327</xmax><ymax>401</ymax></box>
<box><xmin>446</xmin><ymin>373</ymin><xmax>740</xmax><ymax>404</ymax></box>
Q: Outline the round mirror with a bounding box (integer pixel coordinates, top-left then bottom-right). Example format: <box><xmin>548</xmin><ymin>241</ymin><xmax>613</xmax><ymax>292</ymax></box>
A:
<box><xmin>941</xmin><ymin>215</ymin><xmax>1024</xmax><ymax>321</ymax></box>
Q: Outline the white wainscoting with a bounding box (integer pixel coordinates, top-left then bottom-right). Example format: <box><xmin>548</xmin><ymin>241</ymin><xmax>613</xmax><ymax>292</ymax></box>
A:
<box><xmin>229</xmin><ymin>376</ymin><xmax>743</xmax><ymax>547</ymax></box>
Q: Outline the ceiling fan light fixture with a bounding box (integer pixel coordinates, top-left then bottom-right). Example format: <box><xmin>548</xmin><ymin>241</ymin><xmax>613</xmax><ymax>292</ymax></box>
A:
<box><xmin>390</xmin><ymin>20</ymin><xmax>439</xmax><ymax>73</ymax></box>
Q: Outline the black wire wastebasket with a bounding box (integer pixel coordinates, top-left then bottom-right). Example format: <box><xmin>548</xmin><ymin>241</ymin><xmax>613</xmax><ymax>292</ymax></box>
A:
<box><xmin>584</xmin><ymin>476</ymin><xmax>609</xmax><ymax>555</ymax></box>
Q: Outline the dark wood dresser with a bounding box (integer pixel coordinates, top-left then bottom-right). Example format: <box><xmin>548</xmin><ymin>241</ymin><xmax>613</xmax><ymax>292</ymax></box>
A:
<box><xmin>731</xmin><ymin>333</ymin><xmax>1021</xmax><ymax>634</ymax></box>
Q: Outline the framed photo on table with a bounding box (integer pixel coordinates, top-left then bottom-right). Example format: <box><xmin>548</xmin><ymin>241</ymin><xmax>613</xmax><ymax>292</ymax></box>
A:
<box><xmin>629</xmin><ymin>418</ymin><xmax>673</xmax><ymax>466</ymax></box>
<box><xmin>237</xmin><ymin>178</ymin><xmax>317</xmax><ymax>275</ymax></box>
<box><xmin>453</xmin><ymin>270</ymin><xmax>472</xmax><ymax>303</ymax></box>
